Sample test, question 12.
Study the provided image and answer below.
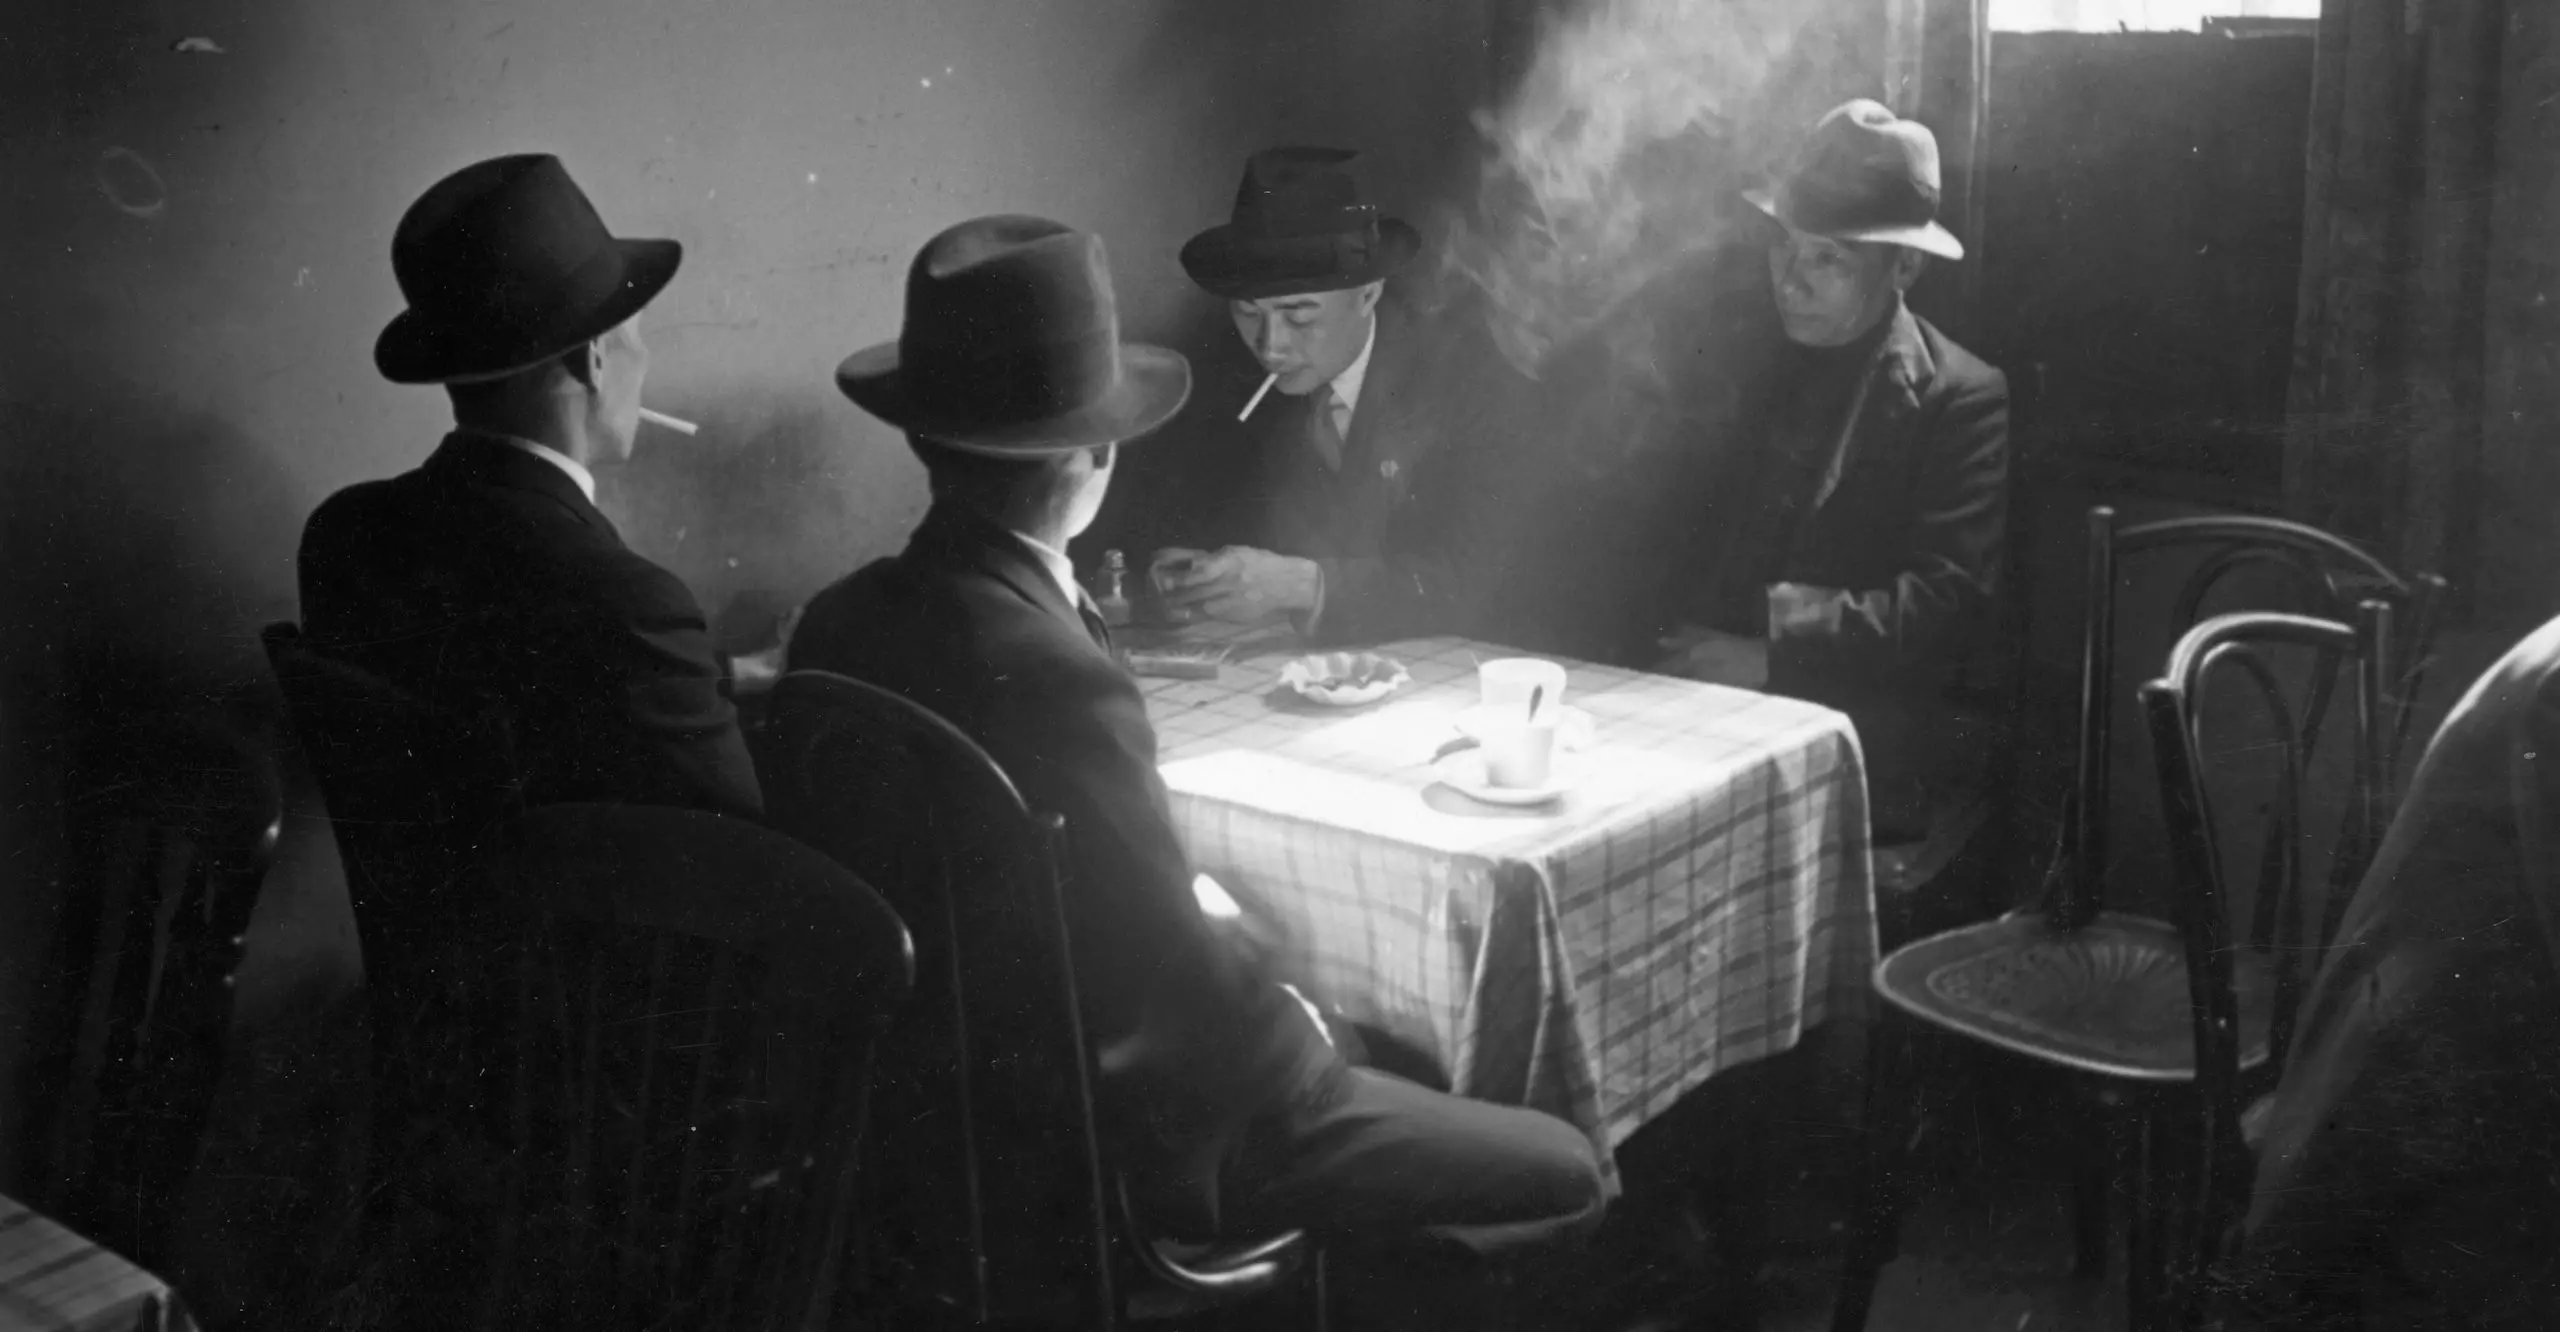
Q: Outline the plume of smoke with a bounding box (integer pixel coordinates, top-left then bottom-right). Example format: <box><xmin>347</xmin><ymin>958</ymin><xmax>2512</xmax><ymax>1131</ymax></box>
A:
<box><xmin>1441</xmin><ymin>0</ymin><xmax>1826</xmax><ymax>380</ymax></box>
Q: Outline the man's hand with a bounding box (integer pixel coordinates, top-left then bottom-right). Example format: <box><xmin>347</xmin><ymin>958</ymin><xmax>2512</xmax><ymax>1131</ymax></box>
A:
<box><xmin>1654</xmin><ymin>624</ymin><xmax>1770</xmax><ymax>689</ymax></box>
<box><xmin>1152</xmin><ymin>545</ymin><xmax>1320</xmax><ymax>623</ymax></box>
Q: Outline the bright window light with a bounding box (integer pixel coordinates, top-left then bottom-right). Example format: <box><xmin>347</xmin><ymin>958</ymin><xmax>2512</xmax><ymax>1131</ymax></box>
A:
<box><xmin>1990</xmin><ymin>0</ymin><xmax>2320</xmax><ymax>32</ymax></box>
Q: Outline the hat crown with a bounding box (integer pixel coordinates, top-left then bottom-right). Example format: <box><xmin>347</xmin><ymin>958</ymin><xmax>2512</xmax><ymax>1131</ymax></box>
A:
<box><xmin>895</xmin><ymin>215</ymin><xmax>1126</xmax><ymax>431</ymax></box>
<box><xmin>1232</xmin><ymin>146</ymin><xmax>1379</xmax><ymax>239</ymax></box>
<box><xmin>391</xmin><ymin>154</ymin><xmax>616</xmax><ymax>327</ymax></box>
<box><xmin>1773</xmin><ymin>99</ymin><xmax>1944</xmax><ymax>239</ymax></box>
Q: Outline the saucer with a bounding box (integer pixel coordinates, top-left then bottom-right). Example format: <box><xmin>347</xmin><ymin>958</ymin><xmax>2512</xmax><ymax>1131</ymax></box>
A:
<box><xmin>1453</xmin><ymin>704</ymin><xmax>1596</xmax><ymax>752</ymax></box>
<box><xmin>1432</xmin><ymin>751</ymin><xmax>1576</xmax><ymax>806</ymax></box>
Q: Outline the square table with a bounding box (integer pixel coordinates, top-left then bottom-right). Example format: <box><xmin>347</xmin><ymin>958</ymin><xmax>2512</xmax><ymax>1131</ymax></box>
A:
<box><xmin>0</xmin><ymin>1194</ymin><xmax>197</xmax><ymax>1332</ymax></box>
<box><xmin>1137</xmin><ymin>635</ymin><xmax>1878</xmax><ymax>1186</ymax></box>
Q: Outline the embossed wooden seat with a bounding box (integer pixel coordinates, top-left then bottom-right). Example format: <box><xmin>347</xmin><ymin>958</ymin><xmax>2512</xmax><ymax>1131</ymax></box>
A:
<box><xmin>1876</xmin><ymin>910</ymin><xmax>2278</xmax><ymax>1081</ymax></box>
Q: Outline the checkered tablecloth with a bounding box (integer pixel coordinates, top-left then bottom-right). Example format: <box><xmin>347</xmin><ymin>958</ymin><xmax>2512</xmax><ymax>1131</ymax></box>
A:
<box><xmin>1139</xmin><ymin>636</ymin><xmax>1877</xmax><ymax>1184</ymax></box>
<box><xmin>0</xmin><ymin>1194</ymin><xmax>195</xmax><ymax>1332</ymax></box>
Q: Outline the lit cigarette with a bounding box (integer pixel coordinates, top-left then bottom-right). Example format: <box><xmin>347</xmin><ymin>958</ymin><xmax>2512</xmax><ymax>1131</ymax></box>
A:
<box><xmin>1237</xmin><ymin>373</ymin><xmax>1278</xmax><ymax>422</ymax></box>
<box><xmin>638</xmin><ymin>406</ymin><xmax>699</xmax><ymax>436</ymax></box>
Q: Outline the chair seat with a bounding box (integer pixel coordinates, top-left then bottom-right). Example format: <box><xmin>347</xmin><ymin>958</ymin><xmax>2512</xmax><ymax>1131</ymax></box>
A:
<box><xmin>1874</xmin><ymin>910</ymin><xmax>2276</xmax><ymax>1081</ymax></box>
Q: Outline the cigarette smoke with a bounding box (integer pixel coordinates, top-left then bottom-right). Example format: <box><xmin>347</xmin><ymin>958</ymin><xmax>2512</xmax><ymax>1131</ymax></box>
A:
<box><xmin>1442</xmin><ymin>0</ymin><xmax>1812</xmax><ymax>382</ymax></box>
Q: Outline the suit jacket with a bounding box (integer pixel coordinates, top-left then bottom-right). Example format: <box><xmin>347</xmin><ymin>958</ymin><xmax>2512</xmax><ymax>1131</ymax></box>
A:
<box><xmin>788</xmin><ymin>505</ymin><xmax>1337</xmax><ymax>1209</ymax></box>
<box><xmin>1224</xmin><ymin>296</ymin><xmax>1539</xmax><ymax>646</ymax></box>
<box><xmin>2235</xmin><ymin>617</ymin><xmax>2560</xmax><ymax>1321</ymax></box>
<box><xmin>297</xmin><ymin>433</ymin><xmax>761</xmax><ymax>818</ymax></box>
<box><xmin>1656</xmin><ymin>301</ymin><xmax>2010</xmax><ymax>832</ymax></box>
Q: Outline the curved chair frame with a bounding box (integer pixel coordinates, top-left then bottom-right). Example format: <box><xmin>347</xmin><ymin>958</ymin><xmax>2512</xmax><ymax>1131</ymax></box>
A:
<box><xmin>2130</xmin><ymin>604</ymin><xmax>2390</xmax><ymax>1324</ymax></box>
<box><xmin>759</xmin><ymin>669</ymin><xmax>1316</xmax><ymax>1329</ymax></box>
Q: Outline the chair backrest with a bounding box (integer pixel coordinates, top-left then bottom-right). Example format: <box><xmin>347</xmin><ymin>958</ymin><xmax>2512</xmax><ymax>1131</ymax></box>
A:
<box><xmin>2135</xmin><ymin>602</ymin><xmax>2391</xmax><ymax>1309</ymax></box>
<box><xmin>261</xmin><ymin>622</ymin><xmax>523</xmax><ymax>968</ymax></box>
<box><xmin>2051</xmin><ymin>507</ymin><xmax>2446</xmax><ymax>928</ymax></box>
<box><xmin>24</xmin><ymin>713</ymin><xmax>282</xmax><ymax>1269</ymax></box>
<box><xmin>347</xmin><ymin>802</ymin><xmax>912</xmax><ymax>1332</ymax></box>
<box><xmin>756</xmin><ymin>670</ymin><xmax>1117</xmax><ymax>1328</ymax></box>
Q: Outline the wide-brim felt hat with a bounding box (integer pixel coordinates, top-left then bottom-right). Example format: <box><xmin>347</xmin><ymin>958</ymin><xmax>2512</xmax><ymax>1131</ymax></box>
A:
<box><xmin>836</xmin><ymin>215</ymin><xmax>1191</xmax><ymax>457</ymax></box>
<box><xmin>1745</xmin><ymin>100</ymin><xmax>1965</xmax><ymax>261</ymax></box>
<box><xmin>1181</xmin><ymin>146</ymin><xmax>1420</xmax><ymax>301</ymax></box>
<box><xmin>376</xmin><ymin>153</ymin><xmax>681</xmax><ymax>385</ymax></box>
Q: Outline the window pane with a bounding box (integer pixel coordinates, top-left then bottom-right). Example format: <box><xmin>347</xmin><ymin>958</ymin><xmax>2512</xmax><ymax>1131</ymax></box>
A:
<box><xmin>1990</xmin><ymin>0</ymin><xmax>2321</xmax><ymax>32</ymax></box>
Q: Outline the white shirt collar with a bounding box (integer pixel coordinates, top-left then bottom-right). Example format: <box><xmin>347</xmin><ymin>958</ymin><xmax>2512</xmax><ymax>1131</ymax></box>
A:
<box><xmin>1324</xmin><ymin>315</ymin><xmax>1379</xmax><ymax>425</ymax></box>
<box><xmin>467</xmin><ymin>430</ymin><xmax>598</xmax><ymax>504</ymax></box>
<box><xmin>1008</xmin><ymin>529</ymin><xmax>1083</xmax><ymax>609</ymax></box>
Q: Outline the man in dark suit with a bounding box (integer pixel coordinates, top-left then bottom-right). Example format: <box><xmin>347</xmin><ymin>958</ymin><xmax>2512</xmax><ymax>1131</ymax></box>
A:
<box><xmin>1150</xmin><ymin>148</ymin><xmax>1536</xmax><ymax>646</ymax></box>
<box><xmin>1653</xmin><ymin>101</ymin><xmax>2010</xmax><ymax>839</ymax></box>
<box><xmin>2227</xmin><ymin>616</ymin><xmax>2560</xmax><ymax>1324</ymax></box>
<box><xmin>792</xmin><ymin>215</ymin><xmax>1603</xmax><ymax>1249</ymax></box>
<box><xmin>298</xmin><ymin>153</ymin><xmax>759</xmax><ymax>817</ymax></box>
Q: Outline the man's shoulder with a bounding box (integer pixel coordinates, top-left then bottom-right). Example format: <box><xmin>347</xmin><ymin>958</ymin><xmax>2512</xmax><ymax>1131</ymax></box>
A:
<box><xmin>1911</xmin><ymin>314</ymin><xmax>2007</xmax><ymax>400</ymax></box>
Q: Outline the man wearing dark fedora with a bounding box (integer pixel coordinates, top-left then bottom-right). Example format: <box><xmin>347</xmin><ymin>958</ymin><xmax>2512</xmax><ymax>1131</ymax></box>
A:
<box><xmin>791</xmin><ymin>214</ymin><xmax>1602</xmax><ymax>1253</ymax></box>
<box><xmin>1152</xmin><ymin>147</ymin><xmax>1536</xmax><ymax>645</ymax></box>
<box><xmin>1651</xmin><ymin>100</ymin><xmax>2010</xmax><ymax>845</ymax></box>
<box><xmin>298</xmin><ymin>153</ymin><xmax>760</xmax><ymax>817</ymax></box>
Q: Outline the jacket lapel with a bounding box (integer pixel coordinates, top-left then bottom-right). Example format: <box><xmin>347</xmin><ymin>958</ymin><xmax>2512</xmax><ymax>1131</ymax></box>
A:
<box><xmin>1809</xmin><ymin>303</ymin><xmax>1934</xmax><ymax>515</ymax></box>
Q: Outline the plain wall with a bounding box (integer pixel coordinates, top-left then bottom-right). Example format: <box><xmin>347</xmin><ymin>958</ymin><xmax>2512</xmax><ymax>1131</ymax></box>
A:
<box><xmin>0</xmin><ymin>0</ymin><xmax>1503</xmax><ymax>1187</ymax></box>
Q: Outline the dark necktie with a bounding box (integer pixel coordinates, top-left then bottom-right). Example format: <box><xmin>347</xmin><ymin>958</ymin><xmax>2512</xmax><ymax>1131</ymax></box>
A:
<box><xmin>1075</xmin><ymin>590</ymin><xmax>1114</xmax><ymax>655</ymax></box>
<box><xmin>1306</xmin><ymin>389</ymin><xmax>1347</xmax><ymax>473</ymax></box>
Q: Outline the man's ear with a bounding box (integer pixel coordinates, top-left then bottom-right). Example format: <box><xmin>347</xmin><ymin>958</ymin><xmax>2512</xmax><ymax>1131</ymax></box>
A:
<box><xmin>560</xmin><ymin>340</ymin><xmax>602</xmax><ymax>391</ymax></box>
<box><xmin>1892</xmin><ymin>248</ymin><xmax>1929</xmax><ymax>293</ymax></box>
<box><xmin>1355</xmin><ymin>281</ymin><xmax>1384</xmax><ymax>317</ymax></box>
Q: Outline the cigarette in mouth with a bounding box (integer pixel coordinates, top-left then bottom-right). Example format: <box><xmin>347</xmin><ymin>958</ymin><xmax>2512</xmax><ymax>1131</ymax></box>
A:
<box><xmin>1237</xmin><ymin>373</ymin><xmax>1279</xmax><ymax>422</ymax></box>
<box><xmin>638</xmin><ymin>406</ymin><xmax>700</xmax><ymax>436</ymax></box>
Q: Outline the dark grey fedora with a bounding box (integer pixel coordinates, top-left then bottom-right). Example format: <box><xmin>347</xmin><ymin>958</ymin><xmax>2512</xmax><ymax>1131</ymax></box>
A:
<box><xmin>836</xmin><ymin>215</ymin><xmax>1190</xmax><ymax>456</ymax></box>
<box><xmin>376</xmin><ymin>153</ymin><xmax>680</xmax><ymax>385</ymax></box>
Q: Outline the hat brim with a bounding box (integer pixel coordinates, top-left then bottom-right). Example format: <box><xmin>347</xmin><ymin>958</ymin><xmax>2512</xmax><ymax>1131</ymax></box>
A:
<box><xmin>834</xmin><ymin>341</ymin><xmax>1193</xmax><ymax>457</ymax></box>
<box><xmin>375</xmin><ymin>237</ymin><xmax>683</xmax><ymax>385</ymax></box>
<box><xmin>1178</xmin><ymin>218</ymin><xmax>1421</xmax><ymax>301</ymax></box>
<box><xmin>1744</xmin><ymin>188</ymin><xmax>1964</xmax><ymax>262</ymax></box>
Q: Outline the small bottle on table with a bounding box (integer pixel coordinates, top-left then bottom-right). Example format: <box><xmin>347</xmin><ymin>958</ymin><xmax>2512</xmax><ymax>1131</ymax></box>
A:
<box><xmin>1096</xmin><ymin>549</ymin><xmax>1135</xmax><ymax>627</ymax></box>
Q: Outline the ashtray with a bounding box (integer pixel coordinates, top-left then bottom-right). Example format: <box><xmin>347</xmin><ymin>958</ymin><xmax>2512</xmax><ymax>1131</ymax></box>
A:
<box><xmin>1278</xmin><ymin>652</ymin><xmax>1410</xmax><ymax>707</ymax></box>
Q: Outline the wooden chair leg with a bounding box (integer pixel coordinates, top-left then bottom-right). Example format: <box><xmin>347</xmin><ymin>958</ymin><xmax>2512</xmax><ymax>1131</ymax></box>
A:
<box><xmin>1303</xmin><ymin>1245</ymin><xmax>1330</xmax><ymax>1332</ymax></box>
<box><xmin>2069</xmin><ymin>1092</ymin><xmax>2112</xmax><ymax>1281</ymax></box>
<box><xmin>1828</xmin><ymin>1018</ymin><xmax>1915</xmax><ymax>1332</ymax></box>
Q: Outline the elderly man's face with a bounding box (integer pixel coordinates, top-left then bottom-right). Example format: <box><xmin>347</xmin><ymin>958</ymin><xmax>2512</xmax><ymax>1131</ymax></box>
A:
<box><xmin>1228</xmin><ymin>282</ymin><xmax>1381</xmax><ymax>397</ymax></box>
<box><xmin>1768</xmin><ymin>227</ymin><xmax>1910</xmax><ymax>348</ymax></box>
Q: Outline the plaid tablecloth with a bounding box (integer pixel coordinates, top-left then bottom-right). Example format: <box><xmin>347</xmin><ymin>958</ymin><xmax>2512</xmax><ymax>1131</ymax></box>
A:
<box><xmin>0</xmin><ymin>1195</ymin><xmax>195</xmax><ymax>1332</ymax></box>
<box><xmin>1139</xmin><ymin>636</ymin><xmax>1877</xmax><ymax>1183</ymax></box>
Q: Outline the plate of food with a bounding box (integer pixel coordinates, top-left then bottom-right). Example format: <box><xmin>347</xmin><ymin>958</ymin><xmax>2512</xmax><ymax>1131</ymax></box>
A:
<box><xmin>1278</xmin><ymin>652</ymin><xmax>1410</xmax><ymax>707</ymax></box>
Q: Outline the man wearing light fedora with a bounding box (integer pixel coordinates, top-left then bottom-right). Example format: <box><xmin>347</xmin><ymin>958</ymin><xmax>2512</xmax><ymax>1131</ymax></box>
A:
<box><xmin>299</xmin><ymin>153</ymin><xmax>760</xmax><ymax>818</ymax></box>
<box><xmin>1152</xmin><ymin>147</ymin><xmax>1537</xmax><ymax>646</ymax></box>
<box><xmin>791</xmin><ymin>215</ymin><xmax>1602</xmax><ymax>1253</ymax></box>
<box><xmin>1651</xmin><ymin>100</ymin><xmax>2010</xmax><ymax>845</ymax></box>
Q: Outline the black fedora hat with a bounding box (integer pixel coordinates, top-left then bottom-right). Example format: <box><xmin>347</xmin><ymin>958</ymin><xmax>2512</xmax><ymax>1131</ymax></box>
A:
<box><xmin>836</xmin><ymin>215</ymin><xmax>1191</xmax><ymax>457</ymax></box>
<box><xmin>1180</xmin><ymin>147</ymin><xmax>1421</xmax><ymax>301</ymax></box>
<box><xmin>375</xmin><ymin>154</ymin><xmax>681</xmax><ymax>385</ymax></box>
<box><xmin>1745</xmin><ymin>100</ymin><xmax>1964</xmax><ymax>261</ymax></box>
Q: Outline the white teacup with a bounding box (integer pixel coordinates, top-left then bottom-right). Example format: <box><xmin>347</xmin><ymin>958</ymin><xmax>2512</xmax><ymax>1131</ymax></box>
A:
<box><xmin>1478</xmin><ymin>658</ymin><xmax>1567</xmax><ymax>713</ymax></box>
<box><xmin>1479</xmin><ymin>717</ymin><xmax>1560</xmax><ymax>789</ymax></box>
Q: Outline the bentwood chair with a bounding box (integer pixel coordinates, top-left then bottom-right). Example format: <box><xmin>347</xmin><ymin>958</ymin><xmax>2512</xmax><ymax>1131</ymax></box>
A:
<box><xmin>2124</xmin><ymin>608</ymin><xmax>2394</xmax><ymax>1326</ymax></box>
<box><xmin>23</xmin><ymin>713</ymin><xmax>283</xmax><ymax>1270</ymax></box>
<box><xmin>758</xmin><ymin>669</ymin><xmax>1321</xmax><ymax>1330</ymax></box>
<box><xmin>338</xmin><ymin>802</ymin><xmax>913</xmax><ymax>1330</ymax></box>
<box><xmin>1830</xmin><ymin>506</ymin><xmax>2442</xmax><ymax>1331</ymax></box>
